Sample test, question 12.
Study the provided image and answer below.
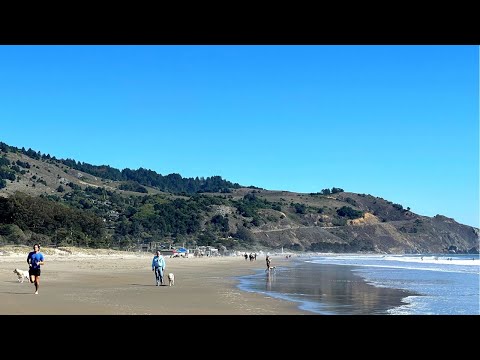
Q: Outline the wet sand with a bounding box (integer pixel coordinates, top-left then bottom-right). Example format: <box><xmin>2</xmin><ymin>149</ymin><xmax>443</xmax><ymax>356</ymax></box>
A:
<box><xmin>239</xmin><ymin>261</ymin><xmax>414</xmax><ymax>314</ymax></box>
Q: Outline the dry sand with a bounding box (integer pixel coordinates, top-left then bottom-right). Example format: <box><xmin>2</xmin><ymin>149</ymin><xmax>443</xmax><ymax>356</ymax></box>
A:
<box><xmin>0</xmin><ymin>246</ymin><xmax>309</xmax><ymax>315</ymax></box>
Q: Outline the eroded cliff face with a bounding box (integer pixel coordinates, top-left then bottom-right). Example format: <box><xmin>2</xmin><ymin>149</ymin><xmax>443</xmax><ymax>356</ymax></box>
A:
<box><xmin>251</xmin><ymin>212</ymin><xmax>479</xmax><ymax>254</ymax></box>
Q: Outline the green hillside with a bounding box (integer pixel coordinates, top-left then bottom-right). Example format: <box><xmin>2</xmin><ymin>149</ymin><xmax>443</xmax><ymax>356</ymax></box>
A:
<box><xmin>1</xmin><ymin>141</ymin><xmax>478</xmax><ymax>254</ymax></box>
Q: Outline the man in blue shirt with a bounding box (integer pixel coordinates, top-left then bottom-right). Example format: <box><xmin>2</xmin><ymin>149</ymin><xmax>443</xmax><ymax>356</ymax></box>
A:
<box><xmin>151</xmin><ymin>250</ymin><xmax>166</xmax><ymax>286</ymax></box>
<box><xmin>27</xmin><ymin>243</ymin><xmax>45</xmax><ymax>295</ymax></box>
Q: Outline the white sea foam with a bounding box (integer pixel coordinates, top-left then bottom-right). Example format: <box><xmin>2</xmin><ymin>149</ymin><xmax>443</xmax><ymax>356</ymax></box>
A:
<box><xmin>383</xmin><ymin>255</ymin><xmax>479</xmax><ymax>267</ymax></box>
<box><xmin>301</xmin><ymin>253</ymin><xmax>480</xmax><ymax>314</ymax></box>
<box><xmin>307</xmin><ymin>254</ymin><xmax>480</xmax><ymax>275</ymax></box>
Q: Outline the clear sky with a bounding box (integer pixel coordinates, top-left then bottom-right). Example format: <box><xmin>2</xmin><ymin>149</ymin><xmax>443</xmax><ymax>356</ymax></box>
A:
<box><xmin>0</xmin><ymin>45</ymin><xmax>478</xmax><ymax>228</ymax></box>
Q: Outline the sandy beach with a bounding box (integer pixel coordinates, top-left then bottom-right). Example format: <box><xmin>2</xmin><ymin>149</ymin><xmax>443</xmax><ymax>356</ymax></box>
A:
<box><xmin>0</xmin><ymin>246</ymin><xmax>309</xmax><ymax>315</ymax></box>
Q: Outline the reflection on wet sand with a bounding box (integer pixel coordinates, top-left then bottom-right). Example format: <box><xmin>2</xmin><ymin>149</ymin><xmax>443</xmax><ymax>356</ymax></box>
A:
<box><xmin>255</xmin><ymin>263</ymin><xmax>415</xmax><ymax>314</ymax></box>
<box><xmin>265</xmin><ymin>270</ymin><xmax>276</xmax><ymax>291</ymax></box>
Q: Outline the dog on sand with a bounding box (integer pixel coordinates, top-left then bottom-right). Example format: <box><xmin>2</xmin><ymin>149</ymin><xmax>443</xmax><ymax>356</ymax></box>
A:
<box><xmin>265</xmin><ymin>266</ymin><xmax>276</xmax><ymax>273</ymax></box>
<box><xmin>13</xmin><ymin>268</ymin><xmax>30</xmax><ymax>283</ymax></box>
<box><xmin>168</xmin><ymin>273</ymin><xmax>175</xmax><ymax>286</ymax></box>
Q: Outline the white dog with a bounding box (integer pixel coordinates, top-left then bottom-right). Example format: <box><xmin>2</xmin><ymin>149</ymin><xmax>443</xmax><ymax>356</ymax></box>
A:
<box><xmin>265</xmin><ymin>266</ymin><xmax>276</xmax><ymax>272</ymax></box>
<box><xmin>13</xmin><ymin>268</ymin><xmax>30</xmax><ymax>283</ymax></box>
<box><xmin>168</xmin><ymin>273</ymin><xmax>175</xmax><ymax>286</ymax></box>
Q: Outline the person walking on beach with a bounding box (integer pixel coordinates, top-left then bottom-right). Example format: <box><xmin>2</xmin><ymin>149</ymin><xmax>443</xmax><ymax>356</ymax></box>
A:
<box><xmin>152</xmin><ymin>250</ymin><xmax>166</xmax><ymax>286</ymax></box>
<box><xmin>266</xmin><ymin>255</ymin><xmax>272</xmax><ymax>271</ymax></box>
<box><xmin>27</xmin><ymin>243</ymin><xmax>44</xmax><ymax>295</ymax></box>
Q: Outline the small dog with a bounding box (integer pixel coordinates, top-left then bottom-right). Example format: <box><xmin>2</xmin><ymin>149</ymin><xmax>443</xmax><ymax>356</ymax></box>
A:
<box><xmin>168</xmin><ymin>273</ymin><xmax>175</xmax><ymax>286</ymax></box>
<box><xmin>265</xmin><ymin>266</ymin><xmax>276</xmax><ymax>272</ymax></box>
<box><xmin>13</xmin><ymin>268</ymin><xmax>30</xmax><ymax>283</ymax></box>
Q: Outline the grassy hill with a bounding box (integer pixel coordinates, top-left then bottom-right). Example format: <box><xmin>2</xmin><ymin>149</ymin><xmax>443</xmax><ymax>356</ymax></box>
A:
<box><xmin>1</xmin><ymin>142</ymin><xmax>478</xmax><ymax>254</ymax></box>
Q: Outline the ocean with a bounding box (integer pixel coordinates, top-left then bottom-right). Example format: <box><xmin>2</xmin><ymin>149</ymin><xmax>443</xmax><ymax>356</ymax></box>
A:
<box><xmin>237</xmin><ymin>253</ymin><xmax>480</xmax><ymax>315</ymax></box>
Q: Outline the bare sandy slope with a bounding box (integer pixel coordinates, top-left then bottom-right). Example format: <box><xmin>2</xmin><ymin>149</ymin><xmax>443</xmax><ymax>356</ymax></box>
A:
<box><xmin>0</xmin><ymin>247</ymin><xmax>308</xmax><ymax>315</ymax></box>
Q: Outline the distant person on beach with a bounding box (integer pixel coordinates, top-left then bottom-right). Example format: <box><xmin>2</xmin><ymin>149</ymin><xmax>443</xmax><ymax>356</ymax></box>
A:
<box><xmin>266</xmin><ymin>255</ymin><xmax>271</xmax><ymax>271</ymax></box>
<box><xmin>152</xmin><ymin>250</ymin><xmax>166</xmax><ymax>286</ymax></box>
<box><xmin>27</xmin><ymin>243</ymin><xmax>44</xmax><ymax>295</ymax></box>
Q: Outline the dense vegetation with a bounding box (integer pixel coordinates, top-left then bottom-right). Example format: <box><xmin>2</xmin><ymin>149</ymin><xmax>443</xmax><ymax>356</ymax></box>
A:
<box><xmin>2</xmin><ymin>140</ymin><xmax>477</xmax><ymax>254</ymax></box>
<box><xmin>0</xmin><ymin>193</ymin><xmax>106</xmax><ymax>247</ymax></box>
<box><xmin>0</xmin><ymin>142</ymin><xmax>241</xmax><ymax>194</ymax></box>
<box><xmin>0</xmin><ymin>180</ymin><xmax>360</xmax><ymax>251</ymax></box>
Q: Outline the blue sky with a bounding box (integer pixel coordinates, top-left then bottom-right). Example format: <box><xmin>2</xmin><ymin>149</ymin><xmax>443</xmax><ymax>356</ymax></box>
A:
<box><xmin>0</xmin><ymin>45</ymin><xmax>478</xmax><ymax>227</ymax></box>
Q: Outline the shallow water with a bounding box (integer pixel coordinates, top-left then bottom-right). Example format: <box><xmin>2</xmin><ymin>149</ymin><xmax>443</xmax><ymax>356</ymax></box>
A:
<box><xmin>237</xmin><ymin>254</ymin><xmax>480</xmax><ymax>315</ymax></box>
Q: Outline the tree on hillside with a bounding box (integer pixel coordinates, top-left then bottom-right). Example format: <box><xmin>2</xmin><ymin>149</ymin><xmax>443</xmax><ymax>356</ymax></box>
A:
<box><xmin>293</xmin><ymin>203</ymin><xmax>306</xmax><ymax>214</ymax></box>
<box><xmin>0</xmin><ymin>157</ymin><xmax>10</xmax><ymax>166</ymax></box>
<box><xmin>336</xmin><ymin>206</ymin><xmax>363</xmax><ymax>219</ymax></box>
<box><xmin>211</xmin><ymin>214</ymin><xmax>230</xmax><ymax>233</ymax></box>
<box><xmin>234</xmin><ymin>226</ymin><xmax>255</xmax><ymax>244</ymax></box>
<box><xmin>392</xmin><ymin>203</ymin><xmax>404</xmax><ymax>211</ymax></box>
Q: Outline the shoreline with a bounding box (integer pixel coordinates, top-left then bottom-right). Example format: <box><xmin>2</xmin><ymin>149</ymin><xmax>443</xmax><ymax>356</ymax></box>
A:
<box><xmin>238</xmin><ymin>260</ymin><xmax>415</xmax><ymax>315</ymax></box>
<box><xmin>2</xmin><ymin>246</ymin><xmax>434</xmax><ymax>315</ymax></box>
<box><xmin>0</xmin><ymin>246</ymin><xmax>310</xmax><ymax>315</ymax></box>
